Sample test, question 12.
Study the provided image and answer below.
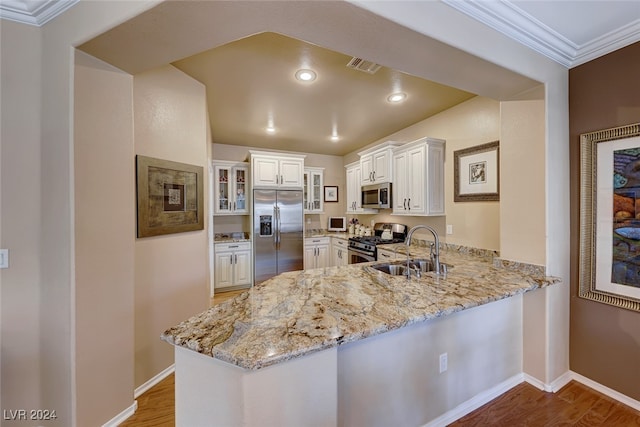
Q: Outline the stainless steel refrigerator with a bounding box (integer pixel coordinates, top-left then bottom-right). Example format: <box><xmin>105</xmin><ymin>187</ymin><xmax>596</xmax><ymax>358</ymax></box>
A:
<box><xmin>253</xmin><ymin>189</ymin><xmax>304</xmax><ymax>284</ymax></box>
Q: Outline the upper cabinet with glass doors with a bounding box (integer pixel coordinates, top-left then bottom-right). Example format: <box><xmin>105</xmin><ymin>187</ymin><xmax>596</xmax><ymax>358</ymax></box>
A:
<box><xmin>304</xmin><ymin>167</ymin><xmax>324</xmax><ymax>213</ymax></box>
<box><xmin>213</xmin><ymin>160</ymin><xmax>249</xmax><ymax>215</ymax></box>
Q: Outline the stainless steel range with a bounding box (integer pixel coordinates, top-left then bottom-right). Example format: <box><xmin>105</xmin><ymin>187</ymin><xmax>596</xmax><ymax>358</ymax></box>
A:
<box><xmin>348</xmin><ymin>223</ymin><xmax>407</xmax><ymax>264</ymax></box>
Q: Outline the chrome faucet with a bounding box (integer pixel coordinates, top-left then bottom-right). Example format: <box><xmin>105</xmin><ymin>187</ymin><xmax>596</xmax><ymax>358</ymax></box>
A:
<box><xmin>405</xmin><ymin>225</ymin><xmax>441</xmax><ymax>277</ymax></box>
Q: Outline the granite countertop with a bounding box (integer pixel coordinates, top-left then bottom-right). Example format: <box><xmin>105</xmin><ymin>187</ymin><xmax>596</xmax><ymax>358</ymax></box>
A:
<box><xmin>161</xmin><ymin>246</ymin><xmax>560</xmax><ymax>370</ymax></box>
<box><xmin>304</xmin><ymin>229</ymin><xmax>350</xmax><ymax>240</ymax></box>
<box><xmin>214</xmin><ymin>232</ymin><xmax>250</xmax><ymax>243</ymax></box>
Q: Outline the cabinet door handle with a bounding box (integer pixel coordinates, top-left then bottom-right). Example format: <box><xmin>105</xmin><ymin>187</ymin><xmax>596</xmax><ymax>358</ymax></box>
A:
<box><xmin>373</xmin><ymin>171</ymin><xmax>376</xmax><ymax>181</ymax></box>
<box><xmin>230</xmin><ymin>254</ymin><xmax>234</xmax><ymax>265</ymax></box>
<box><xmin>408</xmin><ymin>198</ymin><xmax>411</xmax><ymax>210</ymax></box>
<box><xmin>403</xmin><ymin>198</ymin><xmax>407</xmax><ymax>210</ymax></box>
<box><xmin>233</xmin><ymin>201</ymin><xmax>236</xmax><ymax>211</ymax></box>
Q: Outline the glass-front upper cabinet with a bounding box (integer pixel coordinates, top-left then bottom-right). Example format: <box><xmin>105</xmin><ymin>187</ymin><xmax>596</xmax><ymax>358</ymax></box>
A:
<box><xmin>304</xmin><ymin>167</ymin><xmax>324</xmax><ymax>213</ymax></box>
<box><xmin>213</xmin><ymin>161</ymin><xmax>249</xmax><ymax>215</ymax></box>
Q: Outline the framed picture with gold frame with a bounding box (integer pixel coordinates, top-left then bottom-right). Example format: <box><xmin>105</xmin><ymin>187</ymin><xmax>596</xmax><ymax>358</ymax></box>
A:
<box><xmin>579</xmin><ymin>123</ymin><xmax>640</xmax><ymax>312</ymax></box>
<box><xmin>136</xmin><ymin>155</ymin><xmax>204</xmax><ymax>238</ymax></box>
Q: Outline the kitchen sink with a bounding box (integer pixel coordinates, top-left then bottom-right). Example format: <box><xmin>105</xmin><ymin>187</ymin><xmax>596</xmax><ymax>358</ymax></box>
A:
<box><xmin>370</xmin><ymin>258</ymin><xmax>450</xmax><ymax>276</ymax></box>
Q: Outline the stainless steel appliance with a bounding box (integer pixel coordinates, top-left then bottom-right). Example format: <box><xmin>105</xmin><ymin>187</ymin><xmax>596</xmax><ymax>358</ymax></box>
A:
<box><xmin>348</xmin><ymin>223</ymin><xmax>407</xmax><ymax>264</ymax></box>
<box><xmin>361</xmin><ymin>183</ymin><xmax>392</xmax><ymax>209</ymax></box>
<box><xmin>253</xmin><ymin>189</ymin><xmax>304</xmax><ymax>284</ymax></box>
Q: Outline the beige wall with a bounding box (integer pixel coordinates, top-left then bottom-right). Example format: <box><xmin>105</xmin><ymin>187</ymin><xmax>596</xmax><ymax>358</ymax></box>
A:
<box><xmin>347</xmin><ymin>96</ymin><xmax>501</xmax><ymax>251</ymax></box>
<box><xmin>0</xmin><ymin>19</ymin><xmax>43</xmax><ymax>422</ymax></box>
<box><xmin>211</xmin><ymin>143</ymin><xmax>347</xmax><ymax>232</ymax></box>
<box><xmin>133</xmin><ymin>65</ymin><xmax>210</xmax><ymax>388</ymax></box>
<box><xmin>74</xmin><ymin>51</ymin><xmax>135</xmax><ymax>425</ymax></box>
<box><xmin>500</xmin><ymin>100</ymin><xmax>546</xmax><ymax>265</ymax></box>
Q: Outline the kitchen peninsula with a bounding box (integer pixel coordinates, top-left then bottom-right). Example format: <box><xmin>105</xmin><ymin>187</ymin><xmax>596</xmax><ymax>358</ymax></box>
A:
<box><xmin>162</xmin><ymin>244</ymin><xmax>559</xmax><ymax>426</ymax></box>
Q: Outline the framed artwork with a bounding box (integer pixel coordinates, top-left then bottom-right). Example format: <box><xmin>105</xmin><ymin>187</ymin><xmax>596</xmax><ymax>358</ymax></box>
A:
<box><xmin>579</xmin><ymin>123</ymin><xmax>640</xmax><ymax>312</ymax></box>
<box><xmin>136</xmin><ymin>155</ymin><xmax>204</xmax><ymax>238</ymax></box>
<box><xmin>324</xmin><ymin>186</ymin><xmax>339</xmax><ymax>202</ymax></box>
<box><xmin>454</xmin><ymin>141</ymin><xmax>500</xmax><ymax>202</ymax></box>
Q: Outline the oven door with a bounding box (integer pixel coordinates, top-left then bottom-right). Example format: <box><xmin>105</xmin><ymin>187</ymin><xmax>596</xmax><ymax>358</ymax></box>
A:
<box><xmin>348</xmin><ymin>247</ymin><xmax>375</xmax><ymax>264</ymax></box>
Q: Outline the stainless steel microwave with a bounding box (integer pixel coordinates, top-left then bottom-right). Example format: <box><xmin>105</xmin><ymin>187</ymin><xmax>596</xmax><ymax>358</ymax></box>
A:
<box><xmin>361</xmin><ymin>183</ymin><xmax>392</xmax><ymax>209</ymax></box>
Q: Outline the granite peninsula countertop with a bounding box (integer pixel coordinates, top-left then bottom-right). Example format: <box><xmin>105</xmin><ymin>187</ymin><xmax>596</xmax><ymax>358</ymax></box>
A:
<box><xmin>162</xmin><ymin>245</ymin><xmax>560</xmax><ymax>370</ymax></box>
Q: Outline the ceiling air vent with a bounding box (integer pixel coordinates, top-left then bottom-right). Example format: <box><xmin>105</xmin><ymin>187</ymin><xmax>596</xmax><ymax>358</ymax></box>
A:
<box><xmin>346</xmin><ymin>57</ymin><xmax>382</xmax><ymax>74</ymax></box>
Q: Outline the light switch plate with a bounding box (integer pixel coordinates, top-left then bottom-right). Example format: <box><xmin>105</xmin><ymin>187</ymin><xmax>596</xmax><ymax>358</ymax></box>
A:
<box><xmin>0</xmin><ymin>249</ymin><xmax>8</xmax><ymax>269</ymax></box>
<box><xmin>446</xmin><ymin>225</ymin><xmax>453</xmax><ymax>235</ymax></box>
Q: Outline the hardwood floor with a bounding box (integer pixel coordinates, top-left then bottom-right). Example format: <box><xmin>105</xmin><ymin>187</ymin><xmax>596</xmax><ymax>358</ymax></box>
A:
<box><xmin>210</xmin><ymin>288</ymin><xmax>246</xmax><ymax>306</ymax></box>
<box><xmin>450</xmin><ymin>381</ymin><xmax>640</xmax><ymax>426</ymax></box>
<box><xmin>121</xmin><ymin>289</ymin><xmax>640</xmax><ymax>426</ymax></box>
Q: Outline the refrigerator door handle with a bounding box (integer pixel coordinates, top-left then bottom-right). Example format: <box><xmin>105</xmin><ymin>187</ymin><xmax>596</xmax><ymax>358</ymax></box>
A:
<box><xmin>275</xmin><ymin>205</ymin><xmax>282</xmax><ymax>249</ymax></box>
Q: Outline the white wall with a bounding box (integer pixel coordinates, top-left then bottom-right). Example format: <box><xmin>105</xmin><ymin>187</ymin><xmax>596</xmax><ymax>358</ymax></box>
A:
<box><xmin>133</xmin><ymin>65</ymin><xmax>210</xmax><ymax>388</ymax></box>
<box><xmin>74</xmin><ymin>51</ymin><xmax>135</xmax><ymax>424</ymax></box>
<box><xmin>0</xmin><ymin>19</ymin><xmax>43</xmax><ymax>421</ymax></box>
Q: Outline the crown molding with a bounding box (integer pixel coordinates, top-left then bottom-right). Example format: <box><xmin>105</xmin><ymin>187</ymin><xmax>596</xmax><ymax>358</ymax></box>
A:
<box><xmin>0</xmin><ymin>0</ymin><xmax>79</xmax><ymax>26</ymax></box>
<box><xmin>443</xmin><ymin>0</ymin><xmax>640</xmax><ymax>68</ymax></box>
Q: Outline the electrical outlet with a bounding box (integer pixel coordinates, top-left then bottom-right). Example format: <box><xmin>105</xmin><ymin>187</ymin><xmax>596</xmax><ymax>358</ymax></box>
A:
<box><xmin>439</xmin><ymin>353</ymin><xmax>448</xmax><ymax>373</ymax></box>
<box><xmin>446</xmin><ymin>224</ymin><xmax>453</xmax><ymax>235</ymax></box>
<box><xmin>0</xmin><ymin>249</ymin><xmax>8</xmax><ymax>269</ymax></box>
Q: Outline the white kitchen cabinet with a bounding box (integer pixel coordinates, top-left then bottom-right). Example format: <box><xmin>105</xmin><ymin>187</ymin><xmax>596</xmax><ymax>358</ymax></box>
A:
<box><xmin>214</xmin><ymin>242</ymin><xmax>252</xmax><ymax>290</ymax></box>
<box><xmin>213</xmin><ymin>161</ymin><xmax>249</xmax><ymax>215</ymax></box>
<box><xmin>331</xmin><ymin>237</ymin><xmax>349</xmax><ymax>267</ymax></box>
<box><xmin>345</xmin><ymin>162</ymin><xmax>378</xmax><ymax>214</ymax></box>
<box><xmin>359</xmin><ymin>142</ymin><xmax>401</xmax><ymax>185</ymax></box>
<box><xmin>376</xmin><ymin>247</ymin><xmax>400</xmax><ymax>262</ymax></box>
<box><xmin>304</xmin><ymin>167</ymin><xmax>324</xmax><ymax>213</ymax></box>
<box><xmin>250</xmin><ymin>151</ymin><xmax>305</xmax><ymax>188</ymax></box>
<box><xmin>304</xmin><ymin>237</ymin><xmax>330</xmax><ymax>270</ymax></box>
<box><xmin>392</xmin><ymin>137</ymin><xmax>445</xmax><ymax>216</ymax></box>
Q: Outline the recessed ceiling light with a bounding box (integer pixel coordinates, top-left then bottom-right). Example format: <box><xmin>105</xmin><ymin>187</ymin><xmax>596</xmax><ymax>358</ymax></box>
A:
<box><xmin>295</xmin><ymin>69</ymin><xmax>317</xmax><ymax>82</ymax></box>
<box><xmin>265</xmin><ymin>126</ymin><xmax>276</xmax><ymax>134</ymax></box>
<box><xmin>330</xmin><ymin>135</ymin><xmax>340</xmax><ymax>142</ymax></box>
<box><xmin>387</xmin><ymin>92</ymin><xmax>407</xmax><ymax>103</ymax></box>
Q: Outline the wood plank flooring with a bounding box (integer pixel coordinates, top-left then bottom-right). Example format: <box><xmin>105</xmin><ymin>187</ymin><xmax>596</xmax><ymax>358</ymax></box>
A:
<box><xmin>120</xmin><ymin>289</ymin><xmax>640</xmax><ymax>426</ymax></box>
<box><xmin>450</xmin><ymin>381</ymin><xmax>640</xmax><ymax>426</ymax></box>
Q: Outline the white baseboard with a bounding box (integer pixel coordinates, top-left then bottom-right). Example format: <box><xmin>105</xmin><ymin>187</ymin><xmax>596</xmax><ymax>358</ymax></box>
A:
<box><xmin>135</xmin><ymin>364</ymin><xmax>175</xmax><ymax>398</ymax></box>
<box><xmin>523</xmin><ymin>370</ymin><xmax>572</xmax><ymax>392</ymax></box>
<box><xmin>422</xmin><ymin>370</ymin><xmax>640</xmax><ymax>427</ymax></box>
<box><xmin>570</xmin><ymin>371</ymin><xmax>640</xmax><ymax>412</ymax></box>
<box><xmin>102</xmin><ymin>401</ymin><xmax>137</xmax><ymax>427</ymax></box>
<box><xmin>422</xmin><ymin>373</ymin><xmax>524</xmax><ymax>427</ymax></box>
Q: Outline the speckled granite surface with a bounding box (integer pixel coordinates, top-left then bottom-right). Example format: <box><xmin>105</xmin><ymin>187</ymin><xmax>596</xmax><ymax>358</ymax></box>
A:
<box><xmin>162</xmin><ymin>246</ymin><xmax>560</xmax><ymax>370</ymax></box>
<box><xmin>304</xmin><ymin>229</ymin><xmax>350</xmax><ymax>239</ymax></box>
<box><xmin>214</xmin><ymin>232</ymin><xmax>250</xmax><ymax>242</ymax></box>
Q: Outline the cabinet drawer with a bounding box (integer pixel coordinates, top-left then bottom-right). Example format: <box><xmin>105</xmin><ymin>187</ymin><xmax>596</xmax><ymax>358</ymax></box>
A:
<box><xmin>377</xmin><ymin>249</ymin><xmax>397</xmax><ymax>261</ymax></box>
<box><xmin>215</xmin><ymin>242</ymin><xmax>251</xmax><ymax>252</ymax></box>
<box><xmin>332</xmin><ymin>237</ymin><xmax>347</xmax><ymax>248</ymax></box>
<box><xmin>304</xmin><ymin>237</ymin><xmax>330</xmax><ymax>246</ymax></box>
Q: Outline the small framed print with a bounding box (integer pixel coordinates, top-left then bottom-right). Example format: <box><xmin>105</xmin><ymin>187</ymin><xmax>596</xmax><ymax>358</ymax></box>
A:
<box><xmin>454</xmin><ymin>141</ymin><xmax>500</xmax><ymax>202</ymax></box>
<box><xmin>324</xmin><ymin>186</ymin><xmax>338</xmax><ymax>202</ymax></box>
